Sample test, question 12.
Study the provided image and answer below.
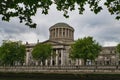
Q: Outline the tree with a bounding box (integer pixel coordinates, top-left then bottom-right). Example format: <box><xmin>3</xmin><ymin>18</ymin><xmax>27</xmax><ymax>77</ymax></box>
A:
<box><xmin>32</xmin><ymin>43</ymin><xmax>52</xmax><ymax>65</ymax></box>
<box><xmin>116</xmin><ymin>43</ymin><xmax>120</xmax><ymax>54</ymax></box>
<box><xmin>116</xmin><ymin>43</ymin><xmax>120</xmax><ymax>65</ymax></box>
<box><xmin>0</xmin><ymin>47</ymin><xmax>2</xmax><ymax>64</ymax></box>
<box><xmin>0</xmin><ymin>40</ymin><xmax>26</xmax><ymax>66</ymax></box>
<box><xmin>0</xmin><ymin>0</ymin><xmax>120</xmax><ymax>28</ymax></box>
<box><xmin>70</xmin><ymin>36</ymin><xmax>101</xmax><ymax>65</ymax></box>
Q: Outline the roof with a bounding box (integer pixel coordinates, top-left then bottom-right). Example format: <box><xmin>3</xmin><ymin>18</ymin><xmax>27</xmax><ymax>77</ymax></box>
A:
<box><xmin>102</xmin><ymin>46</ymin><xmax>116</xmax><ymax>50</ymax></box>
<box><xmin>53</xmin><ymin>23</ymin><xmax>70</xmax><ymax>27</ymax></box>
<box><xmin>49</xmin><ymin>22</ymin><xmax>74</xmax><ymax>30</ymax></box>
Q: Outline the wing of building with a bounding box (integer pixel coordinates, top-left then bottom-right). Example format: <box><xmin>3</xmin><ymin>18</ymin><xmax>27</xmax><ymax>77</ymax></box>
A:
<box><xmin>25</xmin><ymin>23</ymin><xmax>119</xmax><ymax>66</ymax></box>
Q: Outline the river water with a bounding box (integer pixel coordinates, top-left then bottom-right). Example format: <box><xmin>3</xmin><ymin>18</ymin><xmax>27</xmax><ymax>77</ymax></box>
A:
<box><xmin>1</xmin><ymin>73</ymin><xmax>120</xmax><ymax>80</ymax></box>
<box><xmin>0</xmin><ymin>78</ymin><xmax>78</xmax><ymax>80</ymax></box>
<box><xmin>0</xmin><ymin>73</ymin><xmax>80</xmax><ymax>80</ymax></box>
<box><xmin>0</xmin><ymin>78</ymin><xmax>46</xmax><ymax>80</ymax></box>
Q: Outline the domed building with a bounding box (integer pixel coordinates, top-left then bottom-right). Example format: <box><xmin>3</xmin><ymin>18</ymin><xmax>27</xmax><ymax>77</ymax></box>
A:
<box><xmin>40</xmin><ymin>23</ymin><xmax>75</xmax><ymax>66</ymax></box>
<box><xmin>26</xmin><ymin>22</ymin><xmax>76</xmax><ymax>66</ymax></box>
<box><xmin>25</xmin><ymin>22</ymin><xmax>118</xmax><ymax>66</ymax></box>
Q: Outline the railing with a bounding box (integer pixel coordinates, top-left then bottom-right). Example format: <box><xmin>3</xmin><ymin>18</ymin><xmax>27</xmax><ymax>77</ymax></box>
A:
<box><xmin>0</xmin><ymin>65</ymin><xmax>119</xmax><ymax>69</ymax></box>
<box><xmin>0</xmin><ymin>65</ymin><xmax>120</xmax><ymax>72</ymax></box>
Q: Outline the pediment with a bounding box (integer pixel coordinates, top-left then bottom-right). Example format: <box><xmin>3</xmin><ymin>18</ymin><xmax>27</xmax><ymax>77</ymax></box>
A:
<box><xmin>41</xmin><ymin>40</ymin><xmax>65</xmax><ymax>45</ymax></box>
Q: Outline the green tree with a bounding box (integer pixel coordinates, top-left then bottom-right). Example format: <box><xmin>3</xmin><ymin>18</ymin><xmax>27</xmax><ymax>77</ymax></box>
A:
<box><xmin>32</xmin><ymin>43</ymin><xmax>52</xmax><ymax>65</ymax></box>
<box><xmin>116</xmin><ymin>43</ymin><xmax>120</xmax><ymax>65</ymax></box>
<box><xmin>70</xmin><ymin>36</ymin><xmax>101</xmax><ymax>65</ymax></box>
<box><xmin>0</xmin><ymin>47</ymin><xmax>2</xmax><ymax>64</ymax></box>
<box><xmin>116</xmin><ymin>43</ymin><xmax>120</xmax><ymax>54</ymax></box>
<box><xmin>0</xmin><ymin>40</ymin><xmax>26</xmax><ymax>66</ymax></box>
<box><xmin>0</xmin><ymin>0</ymin><xmax>120</xmax><ymax>28</ymax></box>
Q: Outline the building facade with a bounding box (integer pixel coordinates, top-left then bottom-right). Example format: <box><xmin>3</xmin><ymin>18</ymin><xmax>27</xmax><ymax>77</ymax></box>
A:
<box><xmin>25</xmin><ymin>23</ymin><xmax>119</xmax><ymax>66</ymax></box>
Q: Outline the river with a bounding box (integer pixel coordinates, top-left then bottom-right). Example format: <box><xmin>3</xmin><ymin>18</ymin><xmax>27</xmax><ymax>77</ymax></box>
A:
<box><xmin>0</xmin><ymin>73</ymin><xmax>80</xmax><ymax>80</ymax></box>
<box><xmin>0</xmin><ymin>73</ymin><xmax>120</xmax><ymax>80</ymax></box>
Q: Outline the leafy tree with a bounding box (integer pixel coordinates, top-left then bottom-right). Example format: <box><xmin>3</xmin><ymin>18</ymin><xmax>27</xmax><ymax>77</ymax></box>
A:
<box><xmin>116</xmin><ymin>43</ymin><xmax>120</xmax><ymax>64</ymax></box>
<box><xmin>0</xmin><ymin>40</ymin><xmax>26</xmax><ymax>66</ymax></box>
<box><xmin>70</xmin><ymin>36</ymin><xmax>101</xmax><ymax>65</ymax></box>
<box><xmin>116</xmin><ymin>43</ymin><xmax>120</xmax><ymax>54</ymax></box>
<box><xmin>0</xmin><ymin>47</ymin><xmax>2</xmax><ymax>64</ymax></box>
<box><xmin>32</xmin><ymin>43</ymin><xmax>52</xmax><ymax>65</ymax></box>
<box><xmin>0</xmin><ymin>0</ymin><xmax>120</xmax><ymax>28</ymax></box>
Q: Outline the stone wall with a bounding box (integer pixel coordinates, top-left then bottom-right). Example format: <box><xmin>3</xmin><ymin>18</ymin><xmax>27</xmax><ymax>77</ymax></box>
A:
<box><xmin>0</xmin><ymin>66</ymin><xmax>120</xmax><ymax>73</ymax></box>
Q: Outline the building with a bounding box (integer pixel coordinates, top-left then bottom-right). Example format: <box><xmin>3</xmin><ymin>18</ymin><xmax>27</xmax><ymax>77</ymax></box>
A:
<box><xmin>25</xmin><ymin>23</ymin><xmax>119</xmax><ymax>66</ymax></box>
<box><xmin>96</xmin><ymin>47</ymin><xmax>118</xmax><ymax>66</ymax></box>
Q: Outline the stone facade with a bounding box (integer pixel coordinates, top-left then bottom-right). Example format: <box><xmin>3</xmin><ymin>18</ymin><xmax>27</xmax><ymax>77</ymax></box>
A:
<box><xmin>25</xmin><ymin>23</ymin><xmax>119</xmax><ymax>66</ymax></box>
<box><xmin>96</xmin><ymin>47</ymin><xmax>119</xmax><ymax>66</ymax></box>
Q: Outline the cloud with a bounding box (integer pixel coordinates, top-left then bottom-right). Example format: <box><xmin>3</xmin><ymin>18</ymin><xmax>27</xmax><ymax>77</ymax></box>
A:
<box><xmin>0</xmin><ymin>4</ymin><xmax>120</xmax><ymax>47</ymax></box>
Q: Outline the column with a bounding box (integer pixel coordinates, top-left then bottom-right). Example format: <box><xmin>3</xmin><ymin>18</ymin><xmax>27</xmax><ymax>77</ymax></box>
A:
<box><xmin>40</xmin><ymin>61</ymin><xmax>43</xmax><ymax>66</ymax></box>
<box><xmin>58</xmin><ymin>28</ymin><xmax>60</xmax><ymax>38</ymax></box>
<box><xmin>56</xmin><ymin>50</ymin><xmax>58</xmax><ymax>66</ymax></box>
<box><xmin>71</xmin><ymin>31</ymin><xmax>72</xmax><ymax>39</ymax></box>
<box><xmin>61</xmin><ymin>49</ymin><xmax>64</xmax><ymax>66</ymax></box>
<box><xmin>35</xmin><ymin>61</ymin><xmax>38</xmax><ymax>66</ymax></box>
<box><xmin>53</xmin><ymin>29</ymin><xmax>55</xmax><ymax>38</ymax></box>
<box><xmin>66</xmin><ymin>29</ymin><xmax>68</xmax><ymax>38</ymax></box>
<box><xmin>56</xmin><ymin>28</ymin><xmax>57</xmax><ymax>38</ymax></box>
<box><xmin>65</xmin><ymin>28</ymin><xmax>67</xmax><ymax>38</ymax></box>
<box><xmin>55</xmin><ymin>28</ymin><xmax>56</xmax><ymax>38</ymax></box>
<box><xmin>50</xmin><ymin>53</ymin><xmax>53</xmax><ymax>66</ymax></box>
<box><xmin>79</xmin><ymin>59</ymin><xmax>82</xmax><ymax>65</ymax></box>
<box><xmin>70</xmin><ymin>30</ymin><xmax>72</xmax><ymax>39</ymax></box>
<box><xmin>51</xmin><ymin>30</ymin><xmax>53</xmax><ymax>39</ymax></box>
<box><xmin>62</xmin><ymin>28</ymin><xmax>65</xmax><ymax>37</ymax></box>
<box><xmin>45</xmin><ymin>59</ymin><xmax>48</xmax><ymax>66</ymax></box>
<box><xmin>26</xmin><ymin>52</ymin><xmax>29</xmax><ymax>65</ymax></box>
<box><xmin>62</xmin><ymin>28</ymin><xmax>63</xmax><ymax>37</ymax></box>
<box><xmin>68</xmin><ymin>29</ymin><xmax>70</xmax><ymax>39</ymax></box>
<box><xmin>56</xmin><ymin>28</ymin><xmax>58</xmax><ymax>38</ymax></box>
<box><xmin>54</xmin><ymin>28</ymin><xmax>56</xmax><ymax>38</ymax></box>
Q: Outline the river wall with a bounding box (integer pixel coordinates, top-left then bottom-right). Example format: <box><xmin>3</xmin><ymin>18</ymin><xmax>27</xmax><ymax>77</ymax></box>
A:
<box><xmin>0</xmin><ymin>66</ymin><xmax>120</xmax><ymax>74</ymax></box>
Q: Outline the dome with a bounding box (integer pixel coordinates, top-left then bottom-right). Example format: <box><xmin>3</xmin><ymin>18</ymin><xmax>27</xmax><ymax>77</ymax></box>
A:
<box><xmin>49</xmin><ymin>22</ymin><xmax>74</xmax><ymax>31</ymax></box>
<box><xmin>49</xmin><ymin>23</ymin><xmax>74</xmax><ymax>42</ymax></box>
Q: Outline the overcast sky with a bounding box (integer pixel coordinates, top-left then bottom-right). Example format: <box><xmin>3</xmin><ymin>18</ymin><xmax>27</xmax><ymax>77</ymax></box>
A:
<box><xmin>0</xmin><ymin>4</ymin><xmax>120</xmax><ymax>47</ymax></box>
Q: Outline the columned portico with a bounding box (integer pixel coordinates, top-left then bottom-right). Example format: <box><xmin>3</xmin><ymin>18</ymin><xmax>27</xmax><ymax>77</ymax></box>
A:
<box><xmin>49</xmin><ymin>46</ymin><xmax>66</xmax><ymax>66</ymax></box>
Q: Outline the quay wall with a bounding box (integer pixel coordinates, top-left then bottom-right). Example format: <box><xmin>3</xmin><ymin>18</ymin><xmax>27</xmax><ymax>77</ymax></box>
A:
<box><xmin>0</xmin><ymin>66</ymin><xmax>120</xmax><ymax>74</ymax></box>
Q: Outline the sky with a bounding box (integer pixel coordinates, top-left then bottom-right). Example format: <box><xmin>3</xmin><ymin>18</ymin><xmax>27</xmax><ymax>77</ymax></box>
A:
<box><xmin>0</xmin><ymin>3</ymin><xmax>120</xmax><ymax>47</ymax></box>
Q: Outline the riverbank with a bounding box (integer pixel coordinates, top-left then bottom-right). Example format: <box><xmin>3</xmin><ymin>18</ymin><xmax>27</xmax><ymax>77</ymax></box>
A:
<box><xmin>0</xmin><ymin>72</ymin><xmax>120</xmax><ymax>80</ymax></box>
<box><xmin>1</xmin><ymin>66</ymin><xmax>120</xmax><ymax>74</ymax></box>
